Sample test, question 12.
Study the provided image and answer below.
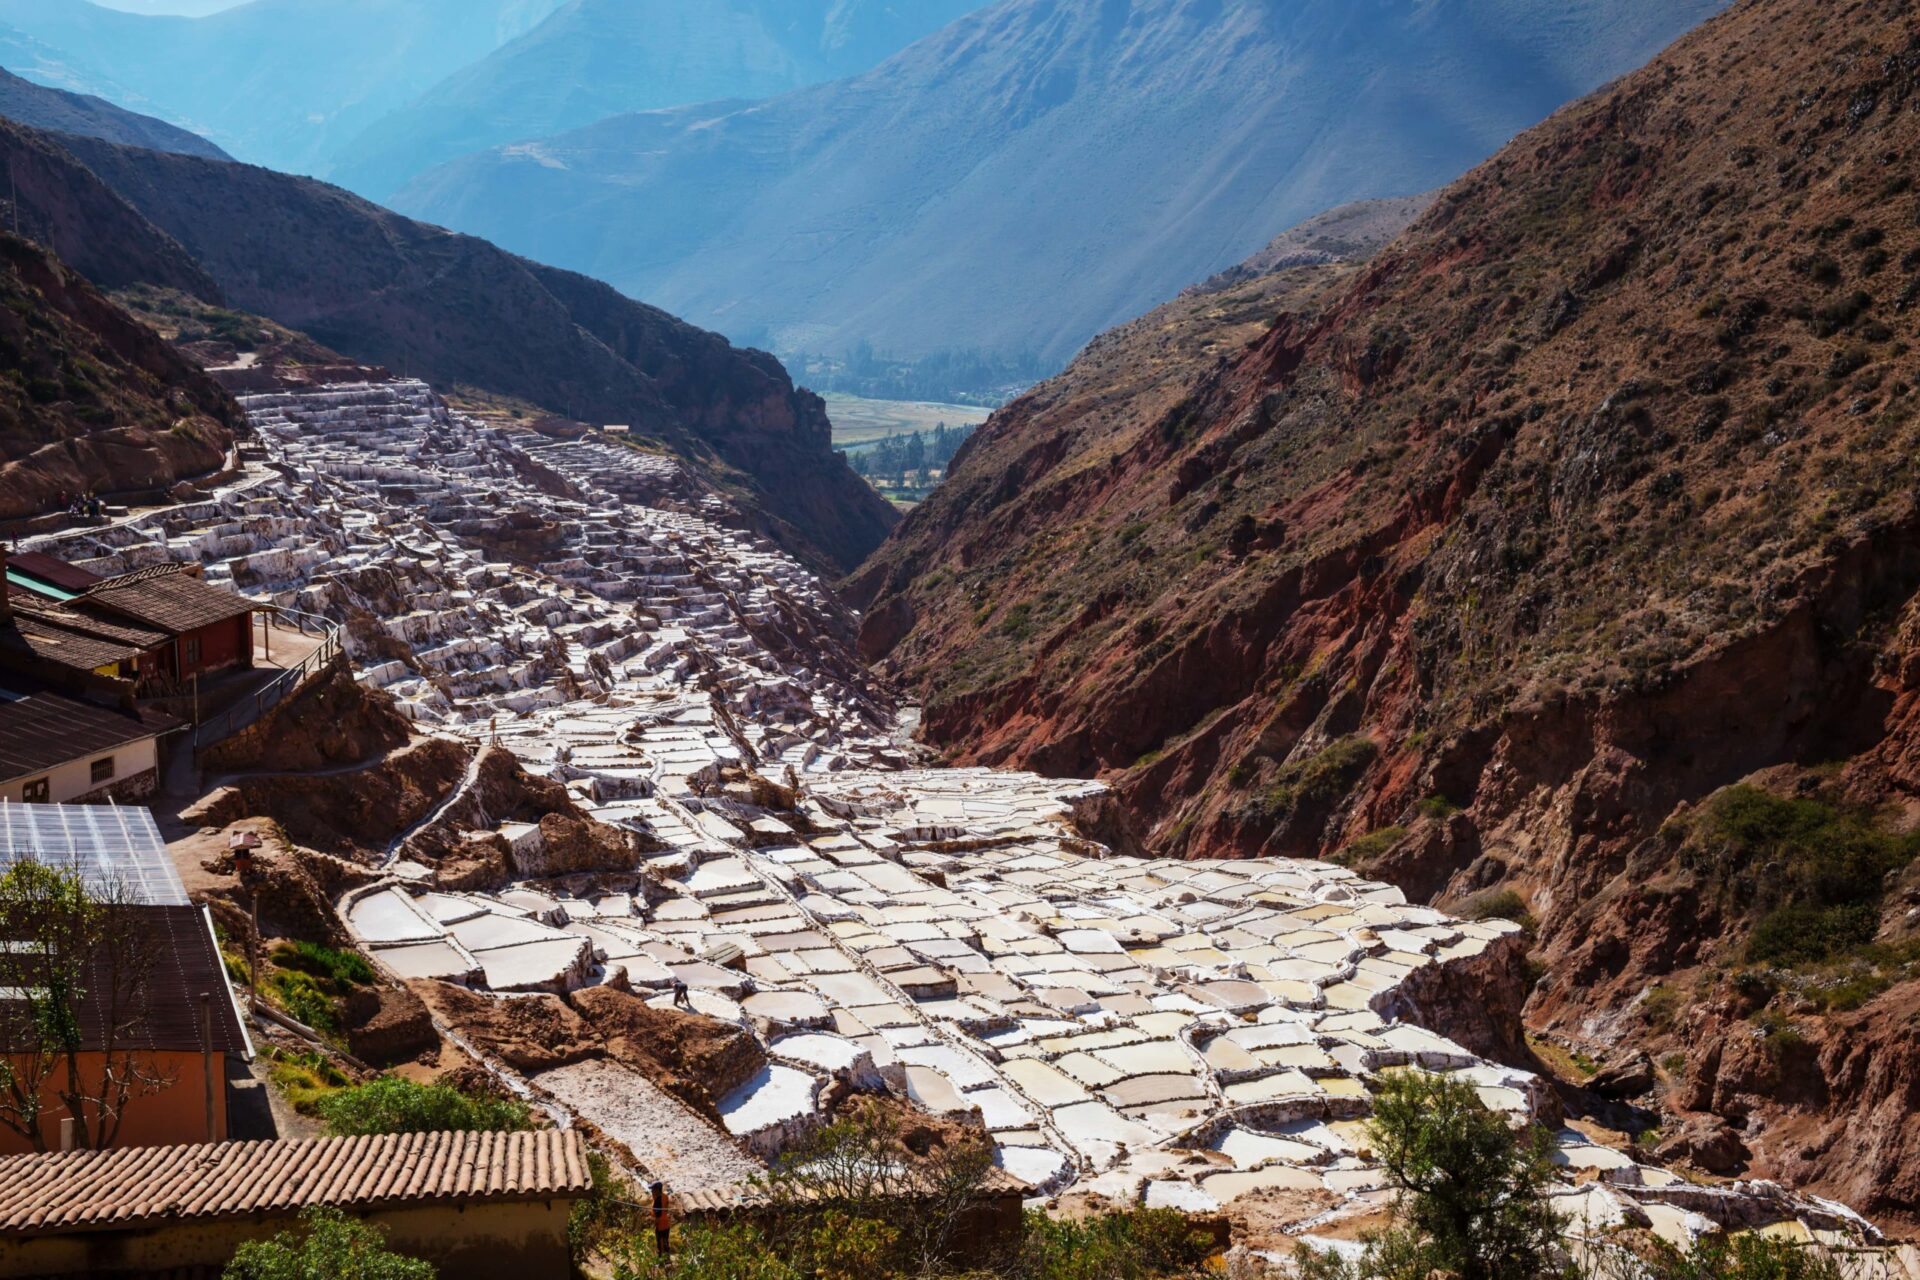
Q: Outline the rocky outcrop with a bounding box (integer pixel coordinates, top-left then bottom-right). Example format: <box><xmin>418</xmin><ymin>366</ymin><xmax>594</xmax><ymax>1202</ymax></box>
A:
<box><xmin>0</xmin><ymin>228</ymin><xmax>236</xmax><ymax>521</ymax></box>
<box><xmin>856</xmin><ymin>0</ymin><xmax>1920</xmax><ymax>1225</ymax></box>
<box><xmin>568</xmin><ymin>985</ymin><xmax>766</xmax><ymax>1121</ymax></box>
<box><xmin>1377</xmin><ymin>929</ymin><xmax>1537</xmax><ymax>1073</ymax></box>
<box><xmin>341</xmin><ymin>984</ymin><xmax>438</xmax><ymax>1067</ymax></box>
<box><xmin>202</xmin><ymin>738</ymin><xmax>471</xmax><ymax>859</ymax></box>
<box><xmin>413</xmin><ymin>979</ymin><xmax>765</xmax><ymax>1124</ymax></box>
<box><xmin>412</xmin><ymin>981</ymin><xmax>601</xmax><ymax>1075</ymax></box>
<box><xmin>191</xmin><ymin>819</ymin><xmax>375</xmax><ymax>949</ymax></box>
<box><xmin>200</xmin><ymin>659</ymin><xmax>411</xmax><ymax>775</ymax></box>
<box><xmin>400</xmin><ymin>744</ymin><xmax>648</xmax><ymax>887</ymax></box>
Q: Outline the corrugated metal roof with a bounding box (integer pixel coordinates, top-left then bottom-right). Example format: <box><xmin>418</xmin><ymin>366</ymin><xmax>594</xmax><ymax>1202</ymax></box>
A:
<box><xmin>0</xmin><ymin>803</ymin><xmax>183</xmax><ymax>905</ymax></box>
<box><xmin>0</xmin><ymin>904</ymin><xmax>249</xmax><ymax>1056</ymax></box>
<box><xmin>5</xmin><ymin>552</ymin><xmax>102</xmax><ymax>595</ymax></box>
<box><xmin>0</xmin><ymin>683</ymin><xmax>173</xmax><ymax>783</ymax></box>
<box><xmin>0</xmin><ymin>1129</ymin><xmax>592</xmax><ymax>1235</ymax></box>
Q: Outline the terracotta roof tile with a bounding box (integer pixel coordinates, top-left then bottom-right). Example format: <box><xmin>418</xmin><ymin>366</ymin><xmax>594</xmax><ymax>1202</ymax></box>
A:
<box><xmin>0</xmin><ymin>1129</ymin><xmax>591</xmax><ymax>1235</ymax></box>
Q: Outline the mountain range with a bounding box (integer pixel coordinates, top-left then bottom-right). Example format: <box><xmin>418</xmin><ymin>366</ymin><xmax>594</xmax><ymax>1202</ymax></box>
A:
<box><xmin>393</xmin><ymin>0</ymin><xmax>1730</xmax><ymax>375</ymax></box>
<box><xmin>0</xmin><ymin>65</ymin><xmax>226</xmax><ymax>159</ymax></box>
<box><xmin>0</xmin><ymin>0</ymin><xmax>987</xmax><ymax>191</ymax></box>
<box><xmin>0</xmin><ymin>0</ymin><xmax>571</xmax><ymax>175</ymax></box>
<box><xmin>332</xmin><ymin>0</ymin><xmax>987</xmax><ymax>200</ymax></box>
<box><xmin>851</xmin><ymin>0</ymin><xmax>1920</xmax><ymax>1222</ymax></box>
<box><xmin>0</xmin><ymin>99</ymin><xmax>894</xmax><ymax>571</ymax></box>
<box><xmin>0</xmin><ymin>224</ymin><xmax>235</xmax><ymax>520</ymax></box>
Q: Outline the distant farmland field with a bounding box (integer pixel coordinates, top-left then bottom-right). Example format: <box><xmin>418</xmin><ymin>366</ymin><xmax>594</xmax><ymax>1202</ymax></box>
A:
<box><xmin>824</xmin><ymin>393</ymin><xmax>990</xmax><ymax>450</ymax></box>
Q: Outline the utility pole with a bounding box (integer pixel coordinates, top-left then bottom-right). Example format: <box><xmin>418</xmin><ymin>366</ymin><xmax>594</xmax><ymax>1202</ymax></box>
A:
<box><xmin>200</xmin><ymin>992</ymin><xmax>216</xmax><ymax>1143</ymax></box>
<box><xmin>230</xmin><ymin>832</ymin><xmax>263</xmax><ymax>1015</ymax></box>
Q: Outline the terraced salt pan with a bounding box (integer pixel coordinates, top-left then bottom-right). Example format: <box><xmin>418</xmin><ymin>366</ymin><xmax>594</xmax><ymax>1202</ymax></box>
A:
<box><xmin>94</xmin><ymin>380</ymin><xmax>1876</xmax><ymax>1249</ymax></box>
<box><xmin>719</xmin><ymin>1065</ymin><xmax>818</xmax><ymax>1140</ymax></box>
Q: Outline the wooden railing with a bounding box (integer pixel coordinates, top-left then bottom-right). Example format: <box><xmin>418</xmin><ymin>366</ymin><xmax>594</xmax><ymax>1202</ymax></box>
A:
<box><xmin>191</xmin><ymin>607</ymin><xmax>342</xmax><ymax>750</ymax></box>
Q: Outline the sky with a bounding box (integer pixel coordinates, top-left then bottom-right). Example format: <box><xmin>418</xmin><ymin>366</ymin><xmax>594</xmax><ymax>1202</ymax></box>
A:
<box><xmin>90</xmin><ymin>0</ymin><xmax>247</xmax><ymax>14</ymax></box>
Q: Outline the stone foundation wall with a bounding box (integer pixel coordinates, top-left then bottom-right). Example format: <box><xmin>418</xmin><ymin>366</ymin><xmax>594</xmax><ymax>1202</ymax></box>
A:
<box><xmin>72</xmin><ymin>768</ymin><xmax>158</xmax><ymax>805</ymax></box>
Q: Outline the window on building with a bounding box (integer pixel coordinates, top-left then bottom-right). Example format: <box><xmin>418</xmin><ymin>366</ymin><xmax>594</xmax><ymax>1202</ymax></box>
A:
<box><xmin>183</xmin><ymin>635</ymin><xmax>202</xmax><ymax>667</ymax></box>
<box><xmin>21</xmin><ymin>778</ymin><xmax>49</xmax><ymax>803</ymax></box>
<box><xmin>90</xmin><ymin>756</ymin><xmax>114</xmax><ymax>785</ymax></box>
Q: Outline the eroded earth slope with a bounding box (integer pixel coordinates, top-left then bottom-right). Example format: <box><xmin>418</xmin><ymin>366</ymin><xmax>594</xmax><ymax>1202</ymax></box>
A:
<box><xmin>853</xmin><ymin>0</ymin><xmax>1920</xmax><ymax>1226</ymax></box>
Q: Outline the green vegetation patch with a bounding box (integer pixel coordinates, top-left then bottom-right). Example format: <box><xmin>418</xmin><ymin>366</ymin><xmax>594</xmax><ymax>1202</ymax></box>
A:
<box><xmin>1261</xmin><ymin>735</ymin><xmax>1379</xmax><ymax>817</ymax></box>
<box><xmin>1333</xmin><ymin>825</ymin><xmax>1409</xmax><ymax>868</ymax></box>
<box><xmin>1676</xmin><ymin>784</ymin><xmax>1919</xmax><ymax>967</ymax></box>
<box><xmin>315</xmin><ymin>1077</ymin><xmax>534</xmax><ymax>1138</ymax></box>
<box><xmin>1458</xmin><ymin>887</ymin><xmax>1538</xmax><ymax>934</ymax></box>
<box><xmin>226</xmin><ymin>1204</ymin><xmax>434</xmax><ymax>1280</ymax></box>
<box><xmin>260</xmin><ymin>941</ymin><xmax>374</xmax><ymax>1036</ymax></box>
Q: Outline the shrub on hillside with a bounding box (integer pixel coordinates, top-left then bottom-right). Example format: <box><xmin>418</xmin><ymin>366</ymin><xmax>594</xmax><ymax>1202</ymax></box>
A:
<box><xmin>1677</xmin><ymin>785</ymin><xmax>1918</xmax><ymax>966</ymax></box>
<box><xmin>315</xmin><ymin>1077</ymin><xmax>533</xmax><ymax>1137</ymax></box>
<box><xmin>224</xmin><ymin>1205</ymin><xmax>433</xmax><ymax>1280</ymax></box>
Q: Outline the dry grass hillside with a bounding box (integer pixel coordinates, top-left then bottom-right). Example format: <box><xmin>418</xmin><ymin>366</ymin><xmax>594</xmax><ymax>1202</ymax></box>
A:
<box><xmin>854</xmin><ymin>0</ymin><xmax>1920</xmax><ymax>1225</ymax></box>
<box><xmin>0</xmin><ymin>232</ymin><xmax>237</xmax><ymax>519</ymax></box>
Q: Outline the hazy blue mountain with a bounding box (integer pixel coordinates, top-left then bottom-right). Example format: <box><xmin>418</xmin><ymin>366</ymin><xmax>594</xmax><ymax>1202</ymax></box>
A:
<box><xmin>0</xmin><ymin>65</ymin><xmax>229</xmax><ymax>159</ymax></box>
<box><xmin>395</xmin><ymin>0</ymin><xmax>1729</xmax><ymax>379</ymax></box>
<box><xmin>0</xmin><ymin>0</ymin><xmax>568</xmax><ymax>174</ymax></box>
<box><xmin>336</xmin><ymin>0</ymin><xmax>987</xmax><ymax>199</ymax></box>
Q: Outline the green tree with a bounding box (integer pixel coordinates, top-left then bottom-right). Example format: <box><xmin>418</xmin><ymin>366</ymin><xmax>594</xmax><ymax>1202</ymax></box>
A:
<box><xmin>224</xmin><ymin>1205</ymin><xmax>434</xmax><ymax>1280</ymax></box>
<box><xmin>1301</xmin><ymin>1070</ymin><xmax>1562</xmax><ymax>1280</ymax></box>
<box><xmin>0</xmin><ymin>861</ymin><xmax>171</xmax><ymax>1151</ymax></box>
<box><xmin>1629</xmin><ymin>1233</ymin><xmax>1846</xmax><ymax>1280</ymax></box>
<box><xmin>608</xmin><ymin>1218</ymin><xmax>797</xmax><ymax>1280</ymax></box>
<box><xmin>314</xmin><ymin>1077</ymin><xmax>532</xmax><ymax>1137</ymax></box>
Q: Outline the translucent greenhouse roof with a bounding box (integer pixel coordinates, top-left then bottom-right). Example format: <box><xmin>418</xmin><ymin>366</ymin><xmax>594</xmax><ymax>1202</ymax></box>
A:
<box><xmin>0</xmin><ymin>802</ymin><xmax>185</xmax><ymax>905</ymax></box>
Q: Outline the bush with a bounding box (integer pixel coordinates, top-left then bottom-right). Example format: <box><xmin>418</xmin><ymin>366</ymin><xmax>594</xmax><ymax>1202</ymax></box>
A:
<box><xmin>224</xmin><ymin>1205</ymin><xmax>434</xmax><ymax>1280</ymax></box>
<box><xmin>1746</xmin><ymin>902</ymin><xmax>1879</xmax><ymax>966</ymax></box>
<box><xmin>266</xmin><ymin>1049</ymin><xmax>351</xmax><ymax>1113</ymax></box>
<box><xmin>1681</xmin><ymin>786</ymin><xmax>1918</xmax><ymax>967</ymax></box>
<box><xmin>1640</xmin><ymin>984</ymin><xmax>1685</xmax><ymax>1031</ymax></box>
<box><xmin>608</xmin><ymin>1218</ymin><xmax>797</xmax><ymax>1280</ymax></box>
<box><xmin>1299</xmin><ymin>1070</ymin><xmax>1560</xmax><ymax>1280</ymax></box>
<box><xmin>1459</xmin><ymin>888</ymin><xmax>1535</xmax><ymax>929</ymax></box>
<box><xmin>1262</xmin><ymin>736</ymin><xmax>1378</xmax><ymax>818</ymax></box>
<box><xmin>601</xmin><ymin>1206</ymin><xmax>1214</xmax><ymax>1280</ymax></box>
<box><xmin>1014</xmin><ymin>1208</ymin><xmax>1216</xmax><ymax>1279</ymax></box>
<box><xmin>272</xmin><ymin>940</ymin><xmax>375</xmax><ymax>987</ymax></box>
<box><xmin>1335</xmin><ymin>825</ymin><xmax>1409</xmax><ymax>868</ymax></box>
<box><xmin>315</xmin><ymin>1077</ymin><xmax>533</xmax><ymax>1138</ymax></box>
<box><xmin>1627</xmin><ymin>1231</ymin><xmax>1846</xmax><ymax>1280</ymax></box>
<box><xmin>268</xmin><ymin>969</ymin><xmax>339</xmax><ymax>1032</ymax></box>
<box><xmin>569</xmin><ymin>1150</ymin><xmax>639</xmax><ymax>1259</ymax></box>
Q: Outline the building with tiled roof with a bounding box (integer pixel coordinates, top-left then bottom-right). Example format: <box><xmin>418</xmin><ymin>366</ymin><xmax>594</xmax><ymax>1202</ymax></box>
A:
<box><xmin>0</xmin><ymin>679</ymin><xmax>176</xmax><ymax>805</ymax></box>
<box><xmin>0</xmin><ymin>1130</ymin><xmax>592</xmax><ymax>1280</ymax></box>
<box><xmin>77</xmin><ymin>564</ymin><xmax>258</xmax><ymax>683</ymax></box>
<box><xmin>1</xmin><ymin>550</ymin><xmax>257</xmax><ymax>689</ymax></box>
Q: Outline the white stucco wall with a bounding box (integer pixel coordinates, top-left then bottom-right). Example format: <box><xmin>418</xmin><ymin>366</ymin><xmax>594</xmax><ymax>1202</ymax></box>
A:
<box><xmin>0</xmin><ymin>737</ymin><xmax>158</xmax><ymax>804</ymax></box>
